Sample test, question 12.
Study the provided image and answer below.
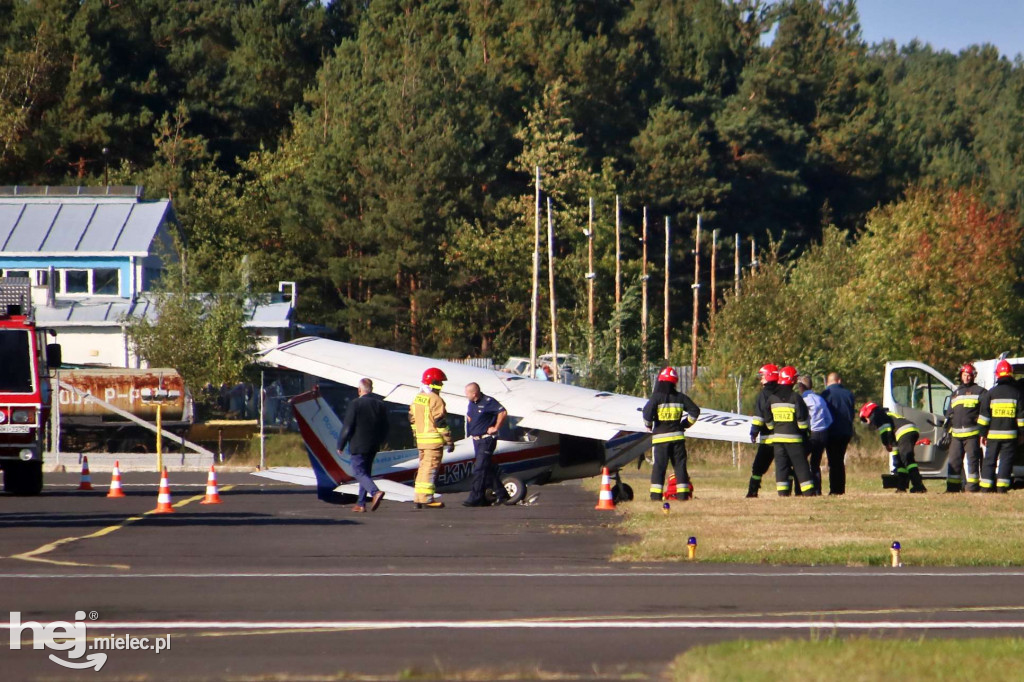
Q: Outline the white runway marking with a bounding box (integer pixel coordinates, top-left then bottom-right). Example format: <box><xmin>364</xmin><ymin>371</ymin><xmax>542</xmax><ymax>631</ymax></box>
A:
<box><xmin>4</xmin><ymin>619</ymin><xmax>1024</xmax><ymax>631</ymax></box>
<box><xmin>2</xmin><ymin>570</ymin><xmax>1024</xmax><ymax>579</ymax></box>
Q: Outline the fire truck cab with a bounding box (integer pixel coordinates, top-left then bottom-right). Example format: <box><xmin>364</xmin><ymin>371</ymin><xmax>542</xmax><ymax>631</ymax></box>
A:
<box><xmin>0</xmin><ymin>277</ymin><xmax>60</xmax><ymax>495</ymax></box>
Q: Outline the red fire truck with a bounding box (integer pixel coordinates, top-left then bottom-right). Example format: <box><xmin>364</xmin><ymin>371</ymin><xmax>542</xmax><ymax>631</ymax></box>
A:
<box><xmin>0</xmin><ymin>278</ymin><xmax>60</xmax><ymax>495</ymax></box>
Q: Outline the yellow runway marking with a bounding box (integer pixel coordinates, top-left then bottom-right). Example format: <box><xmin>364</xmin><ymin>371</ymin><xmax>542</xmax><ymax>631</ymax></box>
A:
<box><xmin>8</xmin><ymin>485</ymin><xmax>235</xmax><ymax>570</ymax></box>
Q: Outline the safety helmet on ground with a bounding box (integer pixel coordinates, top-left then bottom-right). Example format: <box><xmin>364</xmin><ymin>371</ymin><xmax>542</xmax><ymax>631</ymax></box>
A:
<box><xmin>859</xmin><ymin>402</ymin><xmax>878</xmax><ymax>422</ymax></box>
<box><xmin>996</xmin><ymin>360</ymin><xmax>1013</xmax><ymax>379</ymax></box>
<box><xmin>778</xmin><ymin>366</ymin><xmax>798</xmax><ymax>386</ymax></box>
<box><xmin>959</xmin><ymin>362</ymin><xmax>977</xmax><ymax>380</ymax></box>
<box><xmin>422</xmin><ymin>367</ymin><xmax>447</xmax><ymax>387</ymax></box>
<box><xmin>758</xmin><ymin>364</ymin><xmax>779</xmax><ymax>383</ymax></box>
<box><xmin>657</xmin><ymin>366</ymin><xmax>679</xmax><ymax>384</ymax></box>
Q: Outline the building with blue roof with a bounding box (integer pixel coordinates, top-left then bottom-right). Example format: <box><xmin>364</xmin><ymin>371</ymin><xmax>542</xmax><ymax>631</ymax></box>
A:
<box><xmin>0</xmin><ymin>186</ymin><xmax>303</xmax><ymax>368</ymax></box>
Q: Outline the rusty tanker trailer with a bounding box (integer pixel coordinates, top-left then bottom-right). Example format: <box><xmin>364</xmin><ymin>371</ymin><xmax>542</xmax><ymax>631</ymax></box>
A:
<box><xmin>56</xmin><ymin>368</ymin><xmax>193</xmax><ymax>453</ymax></box>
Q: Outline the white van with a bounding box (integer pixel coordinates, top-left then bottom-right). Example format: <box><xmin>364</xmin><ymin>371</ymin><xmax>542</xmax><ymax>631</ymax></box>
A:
<box><xmin>883</xmin><ymin>358</ymin><xmax>1024</xmax><ymax>481</ymax></box>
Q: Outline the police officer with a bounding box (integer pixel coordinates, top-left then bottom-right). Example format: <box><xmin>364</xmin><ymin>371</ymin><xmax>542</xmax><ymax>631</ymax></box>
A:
<box><xmin>643</xmin><ymin>366</ymin><xmax>700</xmax><ymax>501</ymax></box>
<box><xmin>943</xmin><ymin>362</ymin><xmax>986</xmax><ymax>493</ymax></box>
<box><xmin>747</xmin><ymin>364</ymin><xmax>780</xmax><ymax>498</ymax></box>
<box><xmin>859</xmin><ymin>402</ymin><xmax>927</xmax><ymax>493</ymax></box>
<box><xmin>977</xmin><ymin>359</ymin><xmax>1023</xmax><ymax>493</ymax></box>
<box><xmin>462</xmin><ymin>382</ymin><xmax>510</xmax><ymax>507</ymax></box>
<box><xmin>409</xmin><ymin>367</ymin><xmax>454</xmax><ymax>509</ymax></box>
<box><xmin>770</xmin><ymin>366</ymin><xmax>817</xmax><ymax>496</ymax></box>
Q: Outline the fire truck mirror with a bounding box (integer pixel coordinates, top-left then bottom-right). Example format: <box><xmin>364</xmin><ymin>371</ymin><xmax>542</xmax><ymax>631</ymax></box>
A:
<box><xmin>46</xmin><ymin>343</ymin><xmax>62</xmax><ymax>370</ymax></box>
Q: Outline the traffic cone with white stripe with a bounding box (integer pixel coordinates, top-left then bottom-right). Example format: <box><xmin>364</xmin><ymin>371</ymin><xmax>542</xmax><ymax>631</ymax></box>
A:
<box><xmin>106</xmin><ymin>460</ymin><xmax>125</xmax><ymax>498</ymax></box>
<box><xmin>78</xmin><ymin>456</ymin><xmax>93</xmax><ymax>491</ymax></box>
<box><xmin>595</xmin><ymin>467</ymin><xmax>616</xmax><ymax>510</ymax></box>
<box><xmin>153</xmin><ymin>467</ymin><xmax>174</xmax><ymax>514</ymax></box>
<box><xmin>200</xmin><ymin>465</ymin><xmax>222</xmax><ymax>505</ymax></box>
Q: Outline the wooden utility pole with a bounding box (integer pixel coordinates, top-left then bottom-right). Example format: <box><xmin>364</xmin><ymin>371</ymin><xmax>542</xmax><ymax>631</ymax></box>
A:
<box><xmin>615</xmin><ymin>195</ymin><xmax>622</xmax><ymax>386</ymax></box>
<box><xmin>530</xmin><ymin>167</ymin><xmax>540</xmax><ymax>379</ymax></box>
<box><xmin>641</xmin><ymin>207</ymin><xmax>649</xmax><ymax>392</ymax></box>
<box><xmin>690</xmin><ymin>215</ymin><xmax>701</xmax><ymax>383</ymax></box>
<box><xmin>663</xmin><ymin>216</ymin><xmax>670</xmax><ymax>361</ymax></box>
<box><xmin>547</xmin><ymin>198</ymin><xmax>559</xmax><ymax>383</ymax></box>
<box><xmin>587</xmin><ymin>197</ymin><xmax>595</xmax><ymax>367</ymax></box>
<box><xmin>710</xmin><ymin>228</ymin><xmax>718</xmax><ymax>336</ymax></box>
<box><xmin>734</xmin><ymin>233</ymin><xmax>740</xmax><ymax>296</ymax></box>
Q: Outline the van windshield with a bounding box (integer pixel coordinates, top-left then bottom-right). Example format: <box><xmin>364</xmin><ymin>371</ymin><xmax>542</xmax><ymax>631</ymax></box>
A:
<box><xmin>0</xmin><ymin>329</ymin><xmax>33</xmax><ymax>393</ymax></box>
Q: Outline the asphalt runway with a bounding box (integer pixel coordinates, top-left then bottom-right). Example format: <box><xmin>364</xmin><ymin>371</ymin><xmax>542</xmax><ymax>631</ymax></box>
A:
<box><xmin>4</xmin><ymin>472</ymin><xmax>1024</xmax><ymax>681</ymax></box>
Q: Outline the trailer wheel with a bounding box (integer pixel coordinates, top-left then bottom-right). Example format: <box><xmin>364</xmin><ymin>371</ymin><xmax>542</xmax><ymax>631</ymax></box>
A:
<box><xmin>3</xmin><ymin>460</ymin><xmax>43</xmax><ymax>496</ymax></box>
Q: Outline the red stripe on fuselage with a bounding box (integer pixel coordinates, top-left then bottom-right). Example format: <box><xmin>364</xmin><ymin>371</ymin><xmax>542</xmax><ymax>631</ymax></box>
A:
<box><xmin>374</xmin><ymin>443</ymin><xmax>561</xmax><ymax>485</ymax></box>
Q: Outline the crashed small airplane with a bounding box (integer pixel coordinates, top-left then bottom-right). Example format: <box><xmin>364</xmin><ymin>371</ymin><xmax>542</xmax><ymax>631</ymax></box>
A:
<box><xmin>255</xmin><ymin>337</ymin><xmax>753</xmax><ymax>504</ymax></box>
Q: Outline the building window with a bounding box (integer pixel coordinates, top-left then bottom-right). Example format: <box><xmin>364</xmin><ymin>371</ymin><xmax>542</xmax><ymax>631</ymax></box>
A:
<box><xmin>93</xmin><ymin>268</ymin><xmax>119</xmax><ymax>295</ymax></box>
<box><xmin>35</xmin><ymin>270</ymin><xmax>49</xmax><ymax>286</ymax></box>
<box><xmin>63</xmin><ymin>270</ymin><xmax>89</xmax><ymax>294</ymax></box>
<box><xmin>3</xmin><ymin>269</ymin><xmax>29</xmax><ymax>279</ymax></box>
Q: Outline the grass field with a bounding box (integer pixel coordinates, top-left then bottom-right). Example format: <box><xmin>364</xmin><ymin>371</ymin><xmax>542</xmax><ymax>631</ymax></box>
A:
<box><xmin>670</xmin><ymin>636</ymin><xmax>1024</xmax><ymax>682</ymax></box>
<box><xmin>606</xmin><ymin>442</ymin><xmax>1024</xmax><ymax>566</ymax></box>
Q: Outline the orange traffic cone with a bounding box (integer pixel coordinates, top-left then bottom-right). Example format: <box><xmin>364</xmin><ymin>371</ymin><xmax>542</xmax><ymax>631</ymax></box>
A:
<box><xmin>78</xmin><ymin>456</ymin><xmax>93</xmax><ymax>491</ymax></box>
<box><xmin>153</xmin><ymin>467</ymin><xmax>174</xmax><ymax>514</ymax></box>
<box><xmin>595</xmin><ymin>467</ymin><xmax>616</xmax><ymax>510</ymax></box>
<box><xmin>200</xmin><ymin>465</ymin><xmax>222</xmax><ymax>505</ymax></box>
<box><xmin>107</xmin><ymin>460</ymin><xmax>125</xmax><ymax>498</ymax></box>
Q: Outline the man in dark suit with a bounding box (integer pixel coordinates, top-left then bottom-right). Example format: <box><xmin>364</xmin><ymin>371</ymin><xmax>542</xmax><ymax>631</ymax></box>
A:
<box><xmin>337</xmin><ymin>378</ymin><xmax>390</xmax><ymax>512</ymax></box>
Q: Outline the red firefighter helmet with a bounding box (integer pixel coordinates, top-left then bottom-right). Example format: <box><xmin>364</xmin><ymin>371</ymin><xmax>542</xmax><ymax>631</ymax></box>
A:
<box><xmin>959</xmin><ymin>362</ymin><xmax>977</xmax><ymax>380</ymax></box>
<box><xmin>996</xmin><ymin>359</ymin><xmax>1013</xmax><ymax>379</ymax></box>
<box><xmin>421</xmin><ymin>367</ymin><xmax>448</xmax><ymax>387</ymax></box>
<box><xmin>657</xmin><ymin>366</ymin><xmax>679</xmax><ymax>384</ymax></box>
<box><xmin>859</xmin><ymin>402</ymin><xmax>878</xmax><ymax>422</ymax></box>
<box><xmin>778</xmin><ymin>366</ymin><xmax>798</xmax><ymax>386</ymax></box>
<box><xmin>758</xmin><ymin>364</ymin><xmax>780</xmax><ymax>383</ymax></box>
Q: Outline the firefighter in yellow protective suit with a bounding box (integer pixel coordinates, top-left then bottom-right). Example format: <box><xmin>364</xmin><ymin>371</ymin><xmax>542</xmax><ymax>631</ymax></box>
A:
<box><xmin>409</xmin><ymin>367</ymin><xmax>454</xmax><ymax>509</ymax></box>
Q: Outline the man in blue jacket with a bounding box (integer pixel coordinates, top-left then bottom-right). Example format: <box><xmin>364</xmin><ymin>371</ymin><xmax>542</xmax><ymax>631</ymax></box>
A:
<box><xmin>821</xmin><ymin>372</ymin><xmax>855</xmax><ymax>495</ymax></box>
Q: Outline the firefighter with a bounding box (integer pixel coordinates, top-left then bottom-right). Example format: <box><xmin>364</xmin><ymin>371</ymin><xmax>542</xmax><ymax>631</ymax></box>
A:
<box><xmin>747</xmin><ymin>364</ymin><xmax>781</xmax><ymax>498</ymax></box>
<box><xmin>770</xmin><ymin>366</ymin><xmax>817</xmax><ymax>496</ymax></box>
<box><xmin>977</xmin><ymin>359</ymin><xmax>1023</xmax><ymax>493</ymax></box>
<box><xmin>943</xmin><ymin>362</ymin><xmax>986</xmax><ymax>493</ymax></box>
<box><xmin>409</xmin><ymin>367</ymin><xmax>454</xmax><ymax>509</ymax></box>
<box><xmin>859</xmin><ymin>402</ymin><xmax>927</xmax><ymax>493</ymax></box>
<box><xmin>643</xmin><ymin>366</ymin><xmax>701</xmax><ymax>501</ymax></box>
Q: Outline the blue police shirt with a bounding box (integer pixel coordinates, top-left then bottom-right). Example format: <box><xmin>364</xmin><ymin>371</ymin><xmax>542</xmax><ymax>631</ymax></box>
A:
<box><xmin>466</xmin><ymin>394</ymin><xmax>506</xmax><ymax>437</ymax></box>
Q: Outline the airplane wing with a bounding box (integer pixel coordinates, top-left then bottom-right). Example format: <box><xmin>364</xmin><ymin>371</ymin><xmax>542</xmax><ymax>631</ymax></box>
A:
<box><xmin>260</xmin><ymin>337</ymin><xmax>753</xmax><ymax>443</ymax></box>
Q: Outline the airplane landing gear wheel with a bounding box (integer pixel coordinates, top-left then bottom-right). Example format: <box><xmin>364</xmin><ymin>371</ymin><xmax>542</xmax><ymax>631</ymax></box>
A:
<box><xmin>612</xmin><ymin>482</ymin><xmax>634</xmax><ymax>503</ymax></box>
<box><xmin>502</xmin><ymin>476</ymin><xmax>527</xmax><ymax>505</ymax></box>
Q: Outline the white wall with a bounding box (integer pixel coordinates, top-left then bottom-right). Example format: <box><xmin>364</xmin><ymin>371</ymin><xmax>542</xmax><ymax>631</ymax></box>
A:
<box><xmin>53</xmin><ymin>327</ymin><xmax>142</xmax><ymax>368</ymax></box>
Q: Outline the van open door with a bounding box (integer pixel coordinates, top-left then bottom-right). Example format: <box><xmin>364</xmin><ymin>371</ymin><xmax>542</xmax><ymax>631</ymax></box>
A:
<box><xmin>883</xmin><ymin>361</ymin><xmax>955</xmax><ymax>478</ymax></box>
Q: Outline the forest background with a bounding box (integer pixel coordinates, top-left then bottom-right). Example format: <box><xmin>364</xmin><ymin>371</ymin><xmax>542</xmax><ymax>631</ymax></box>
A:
<box><xmin>3</xmin><ymin>0</ymin><xmax>1022</xmax><ymax>407</ymax></box>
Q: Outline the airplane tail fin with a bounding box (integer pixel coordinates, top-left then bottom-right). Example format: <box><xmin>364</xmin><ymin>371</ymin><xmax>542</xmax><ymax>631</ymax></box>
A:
<box><xmin>290</xmin><ymin>390</ymin><xmax>356</xmax><ymax>502</ymax></box>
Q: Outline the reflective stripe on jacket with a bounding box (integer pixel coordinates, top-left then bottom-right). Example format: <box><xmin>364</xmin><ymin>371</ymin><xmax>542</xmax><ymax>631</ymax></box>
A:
<box><xmin>409</xmin><ymin>390</ymin><xmax>452</xmax><ymax>447</ymax></box>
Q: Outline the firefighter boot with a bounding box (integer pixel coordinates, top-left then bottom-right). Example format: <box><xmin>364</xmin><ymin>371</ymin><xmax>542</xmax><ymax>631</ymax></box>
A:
<box><xmin>896</xmin><ymin>470</ymin><xmax>909</xmax><ymax>492</ymax></box>
<box><xmin>746</xmin><ymin>476</ymin><xmax>760</xmax><ymax>498</ymax></box>
<box><xmin>909</xmin><ymin>467</ymin><xmax>927</xmax><ymax>494</ymax></box>
<box><xmin>945</xmin><ymin>479</ymin><xmax>962</xmax><ymax>493</ymax></box>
